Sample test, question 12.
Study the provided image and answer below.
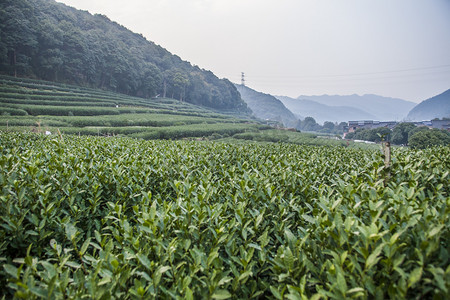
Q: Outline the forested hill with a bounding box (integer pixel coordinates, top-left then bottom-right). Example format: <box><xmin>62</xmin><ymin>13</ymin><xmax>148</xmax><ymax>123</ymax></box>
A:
<box><xmin>234</xmin><ymin>84</ymin><xmax>298</xmax><ymax>128</ymax></box>
<box><xmin>0</xmin><ymin>0</ymin><xmax>249</xmax><ymax>113</ymax></box>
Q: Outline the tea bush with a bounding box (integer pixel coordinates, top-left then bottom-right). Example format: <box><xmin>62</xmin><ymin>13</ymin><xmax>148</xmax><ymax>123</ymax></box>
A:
<box><xmin>0</xmin><ymin>132</ymin><xmax>448</xmax><ymax>299</ymax></box>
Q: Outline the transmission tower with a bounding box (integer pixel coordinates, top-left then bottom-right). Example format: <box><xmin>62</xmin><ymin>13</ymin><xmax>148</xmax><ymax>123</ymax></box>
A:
<box><xmin>241</xmin><ymin>72</ymin><xmax>245</xmax><ymax>86</ymax></box>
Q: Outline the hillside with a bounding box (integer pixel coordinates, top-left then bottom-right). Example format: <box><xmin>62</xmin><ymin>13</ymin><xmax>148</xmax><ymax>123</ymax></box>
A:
<box><xmin>277</xmin><ymin>96</ymin><xmax>376</xmax><ymax>124</ymax></box>
<box><xmin>234</xmin><ymin>85</ymin><xmax>298</xmax><ymax>127</ymax></box>
<box><xmin>406</xmin><ymin>89</ymin><xmax>450</xmax><ymax>121</ymax></box>
<box><xmin>0</xmin><ymin>76</ymin><xmax>359</xmax><ymax>146</ymax></box>
<box><xmin>0</xmin><ymin>75</ymin><xmax>264</xmax><ymax>139</ymax></box>
<box><xmin>0</xmin><ymin>0</ymin><xmax>248</xmax><ymax>113</ymax></box>
<box><xmin>295</xmin><ymin>94</ymin><xmax>415</xmax><ymax>121</ymax></box>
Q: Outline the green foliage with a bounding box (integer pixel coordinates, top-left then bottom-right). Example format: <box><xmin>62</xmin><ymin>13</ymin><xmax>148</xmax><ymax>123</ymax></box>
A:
<box><xmin>0</xmin><ymin>75</ymin><xmax>261</xmax><ymax>140</ymax></box>
<box><xmin>349</xmin><ymin>127</ymin><xmax>392</xmax><ymax>142</ymax></box>
<box><xmin>391</xmin><ymin>122</ymin><xmax>416</xmax><ymax>145</ymax></box>
<box><xmin>1</xmin><ymin>132</ymin><xmax>448</xmax><ymax>299</ymax></box>
<box><xmin>231</xmin><ymin>129</ymin><xmax>348</xmax><ymax>146</ymax></box>
<box><xmin>0</xmin><ymin>107</ymin><xmax>28</xmax><ymax>116</ymax></box>
<box><xmin>321</xmin><ymin>121</ymin><xmax>335</xmax><ymax>133</ymax></box>
<box><xmin>408</xmin><ymin>128</ymin><xmax>450</xmax><ymax>149</ymax></box>
<box><xmin>298</xmin><ymin>117</ymin><xmax>321</xmax><ymax>132</ymax></box>
<box><xmin>6</xmin><ymin>103</ymin><xmax>122</xmax><ymax>116</ymax></box>
<box><xmin>0</xmin><ymin>0</ymin><xmax>248</xmax><ymax>112</ymax></box>
<box><xmin>408</xmin><ymin>126</ymin><xmax>431</xmax><ymax>138</ymax></box>
<box><xmin>295</xmin><ymin>118</ymin><xmax>346</xmax><ymax>135</ymax></box>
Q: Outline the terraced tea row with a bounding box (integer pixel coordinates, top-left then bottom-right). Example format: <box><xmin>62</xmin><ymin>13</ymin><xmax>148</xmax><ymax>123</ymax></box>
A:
<box><xmin>0</xmin><ymin>76</ymin><xmax>270</xmax><ymax>140</ymax></box>
<box><xmin>0</xmin><ymin>76</ymin><xmax>356</xmax><ymax>145</ymax></box>
<box><xmin>0</xmin><ymin>76</ymin><xmax>224</xmax><ymax>116</ymax></box>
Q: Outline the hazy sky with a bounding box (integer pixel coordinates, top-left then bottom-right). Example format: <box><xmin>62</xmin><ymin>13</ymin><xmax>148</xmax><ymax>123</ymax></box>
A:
<box><xmin>57</xmin><ymin>0</ymin><xmax>450</xmax><ymax>103</ymax></box>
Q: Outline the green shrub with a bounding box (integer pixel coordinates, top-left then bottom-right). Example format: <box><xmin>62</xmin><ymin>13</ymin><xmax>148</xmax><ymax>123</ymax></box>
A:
<box><xmin>0</xmin><ymin>107</ymin><xmax>28</xmax><ymax>116</ymax></box>
<box><xmin>0</xmin><ymin>132</ymin><xmax>448</xmax><ymax>299</ymax></box>
<box><xmin>409</xmin><ymin>128</ymin><xmax>450</xmax><ymax>149</ymax></box>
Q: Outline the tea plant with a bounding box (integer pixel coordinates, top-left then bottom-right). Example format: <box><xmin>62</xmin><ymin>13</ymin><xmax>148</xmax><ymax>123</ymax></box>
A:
<box><xmin>0</xmin><ymin>132</ymin><xmax>448</xmax><ymax>299</ymax></box>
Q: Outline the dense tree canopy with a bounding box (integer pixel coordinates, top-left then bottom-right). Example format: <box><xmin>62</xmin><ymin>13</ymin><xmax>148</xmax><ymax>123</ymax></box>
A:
<box><xmin>391</xmin><ymin>122</ymin><xmax>416</xmax><ymax>145</ymax></box>
<box><xmin>346</xmin><ymin>127</ymin><xmax>391</xmax><ymax>142</ymax></box>
<box><xmin>0</xmin><ymin>0</ymin><xmax>249</xmax><ymax>112</ymax></box>
<box><xmin>297</xmin><ymin>117</ymin><xmax>321</xmax><ymax>132</ymax></box>
<box><xmin>408</xmin><ymin>128</ymin><xmax>450</xmax><ymax>149</ymax></box>
<box><xmin>345</xmin><ymin>123</ymin><xmax>450</xmax><ymax>149</ymax></box>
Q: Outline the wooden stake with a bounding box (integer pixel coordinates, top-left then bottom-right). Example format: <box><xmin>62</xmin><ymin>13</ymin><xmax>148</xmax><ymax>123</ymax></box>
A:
<box><xmin>36</xmin><ymin>121</ymin><xmax>41</xmax><ymax>134</ymax></box>
<box><xmin>57</xmin><ymin>128</ymin><xmax>64</xmax><ymax>142</ymax></box>
<box><xmin>383</xmin><ymin>141</ymin><xmax>391</xmax><ymax>185</ymax></box>
<box><xmin>384</xmin><ymin>142</ymin><xmax>391</xmax><ymax>168</ymax></box>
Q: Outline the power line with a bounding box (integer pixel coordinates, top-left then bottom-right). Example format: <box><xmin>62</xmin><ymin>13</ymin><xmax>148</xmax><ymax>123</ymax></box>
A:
<box><xmin>226</xmin><ymin>63</ymin><xmax>450</xmax><ymax>81</ymax></box>
<box><xmin>245</xmin><ymin>69</ymin><xmax>450</xmax><ymax>84</ymax></box>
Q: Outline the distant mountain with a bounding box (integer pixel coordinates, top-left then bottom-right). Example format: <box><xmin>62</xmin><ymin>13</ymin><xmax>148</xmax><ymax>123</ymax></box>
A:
<box><xmin>295</xmin><ymin>94</ymin><xmax>415</xmax><ymax>121</ymax></box>
<box><xmin>235</xmin><ymin>85</ymin><xmax>298</xmax><ymax>127</ymax></box>
<box><xmin>0</xmin><ymin>0</ymin><xmax>249</xmax><ymax>113</ymax></box>
<box><xmin>406</xmin><ymin>89</ymin><xmax>450</xmax><ymax>121</ymax></box>
<box><xmin>277</xmin><ymin>96</ymin><xmax>375</xmax><ymax>124</ymax></box>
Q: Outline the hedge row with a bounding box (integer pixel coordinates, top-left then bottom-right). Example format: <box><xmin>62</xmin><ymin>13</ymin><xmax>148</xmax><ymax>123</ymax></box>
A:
<box><xmin>3</xmin><ymin>104</ymin><xmax>121</xmax><ymax>116</ymax></box>
<box><xmin>0</xmin><ymin>98</ymin><xmax>116</xmax><ymax>107</ymax></box>
<box><xmin>0</xmin><ymin>107</ymin><xmax>28</xmax><ymax>116</ymax></box>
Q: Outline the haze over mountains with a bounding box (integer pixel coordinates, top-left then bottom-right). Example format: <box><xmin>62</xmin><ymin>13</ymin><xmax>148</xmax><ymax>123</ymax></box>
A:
<box><xmin>276</xmin><ymin>96</ymin><xmax>374</xmax><ymax>124</ymax></box>
<box><xmin>1</xmin><ymin>0</ymin><xmax>448</xmax><ymax>125</ymax></box>
<box><xmin>406</xmin><ymin>89</ymin><xmax>450</xmax><ymax>121</ymax></box>
<box><xmin>234</xmin><ymin>85</ymin><xmax>297</xmax><ymax>127</ymax></box>
<box><xmin>277</xmin><ymin>94</ymin><xmax>416</xmax><ymax>124</ymax></box>
<box><xmin>242</xmin><ymin>87</ymin><xmax>447</xmax><ymax>125</ymax></box>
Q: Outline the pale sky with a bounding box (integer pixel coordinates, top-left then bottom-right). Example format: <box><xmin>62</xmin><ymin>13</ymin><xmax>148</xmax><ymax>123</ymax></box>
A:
<box><xmin>57</xmin><ymin>0</ymin><xmax>450</xmax><ymax>103</ymax></box>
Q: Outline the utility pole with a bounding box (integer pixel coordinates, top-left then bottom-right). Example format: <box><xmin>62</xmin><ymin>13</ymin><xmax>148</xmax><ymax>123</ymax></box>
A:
<box><xmin>241</xmin><ymin>72</ymin><xmax>245</xmax><ymax>86</ymax></box>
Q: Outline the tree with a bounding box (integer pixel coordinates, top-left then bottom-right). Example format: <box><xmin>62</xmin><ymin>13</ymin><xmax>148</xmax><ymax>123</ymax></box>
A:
<box><xmin>295</xmin><ymin>119</ymin><xmax>302</xmax><ymax>131</ymax></box>
<box><xmin>301</xmin><ymin>117</ymin><xmax>320</xmax><ymax>132</ymax></box>
<box><xmin>0</xmin><ymin>0</ymin><xmax>248</xmax><ymax>112</ymax></box>
<box><xmin>408</xmin><ymin>128</ymin><xmax>450</xmax><ymax>149</ymax></box>
<box><xmin>322</xmin><ymin>121</ymin><xmax>335</xmax><ymax>133</ymax></box>
<box><xmin>345</xmin><ymin>131</ymin><xmax>355</xmax><ymax>139</ymax></box>
<box><xmin>0</xmin><ymin>1</ymin><xmax>38</xmax><ymax>77</ymax></box>
<box><xmin>408</xmin><ymin>126</ymin><xmax>429</xmax><ymax>139</ymax></box>
<box><xmin>336</xmin><ymin>122</ymin><xmax>347</xmax><ymax>131</ymax></box>
<box><xmin>351</xmin><ymin>127</ymin><xmax>391</xmax><ymax>142</ymax></box>
<box><xmin>391</xmin><ymin>123</ymin><xmax>416</xmax><ymax>145</ymax></box>
<box><xmin>172</xmin><ymin>71</ymin><xmax>189</xmax><ymax>101</ymax></box>
<box><xmin>371</xmin><ymin>127</ymin><xmax>391</xmax><ymax>142</ymax></box>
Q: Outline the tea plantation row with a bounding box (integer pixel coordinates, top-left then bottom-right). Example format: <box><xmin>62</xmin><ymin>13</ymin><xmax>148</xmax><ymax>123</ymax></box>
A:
<box><xmin>0</xmin><ymin>132</ymin><xmax>448</xmax><ymax>299</ymax></box>
<box><xmin>1</xmin><ymin>75</ymin><xmax>266</xmax><ymax>141</ymax></box>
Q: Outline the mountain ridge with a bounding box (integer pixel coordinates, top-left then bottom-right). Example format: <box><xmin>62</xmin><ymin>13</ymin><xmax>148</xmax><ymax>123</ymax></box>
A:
<box><xmin>235</xmin><ymin>84</ymin><xmax>298</xmax><ymax>127</ymax></box>
<box><xmin>406</xmin><ymin>89</ymin><xmax>450</xmax><ymax>121</ymax></box>
<box><xmin>295</xmin><ymin>94</ymin><xmax>415</xmax><ymax>121</ymax></box>
<box><xmin>276</xmin><ymin>95</ymin><xmax>376</xmax><ymax>124</ymax></box>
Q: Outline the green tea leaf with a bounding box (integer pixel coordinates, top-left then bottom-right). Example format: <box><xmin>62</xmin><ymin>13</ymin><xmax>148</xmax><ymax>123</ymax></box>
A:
<box><xmin>3</xmin><ymin>264</ymin><xmax>18</xmax><ymax>279</ymax></box>
<box><xmin>365</xmin><ymin>243</ymin><xmax>385</xmax><ymax>270</ymax></box>
<box><xmin>212</xmin><ymin>289</ymin><xmax>232</xmax><ymax>299</ymax></box>
<box><xmin>270</xmin><ymin>286</ymin><xmax>282</xmax><ymax>300</ymax></box>
<box><xmin>408</xmin><ymin>267</ymin><xmax>422</xmax><ymax>287</ymax></box>
<box><xmin>137</xmin><ymin>253</ymin><xmax>151</xmax><ymax>270</ymax></box>
<box><xmin>80</xmin><ymin>238</ymin><xmax>91</xmax><ymax>255</ymax></box>
<box><xmin>65</xmin><ymin>223</ymin><xmax>78</xmax><ymax>241</ymax></box>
